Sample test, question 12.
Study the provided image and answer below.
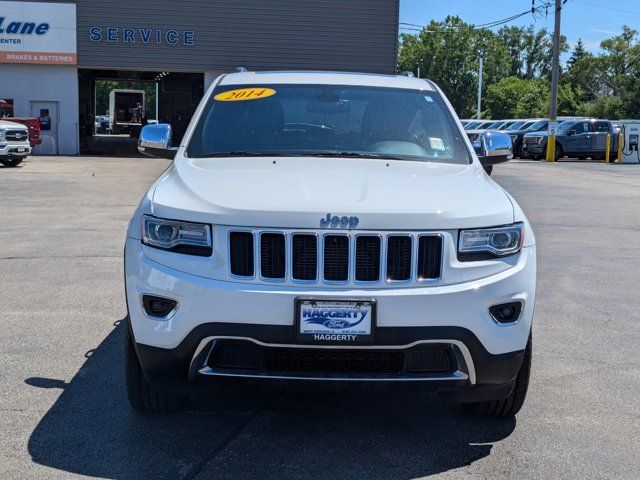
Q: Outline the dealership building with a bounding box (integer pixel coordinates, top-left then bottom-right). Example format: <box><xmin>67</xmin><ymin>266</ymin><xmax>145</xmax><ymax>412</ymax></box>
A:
<box><xmin>0</xmin><ymin>0</ymin><xmax>400</xmax><ymax>155</ymax></box>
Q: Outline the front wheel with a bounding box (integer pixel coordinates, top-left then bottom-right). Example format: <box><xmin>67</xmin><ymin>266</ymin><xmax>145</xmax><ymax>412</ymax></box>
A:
<box><xmin>462</xmin><ymin>334</ymin><xmax>532</xmax><ymax>417</ymax></box>
<box><xmin>0</xmin><ymin>157</ymin><xmax>24</xmax><ymax>167</ymax></box>
<box><xmin>125</xmin><ymin>319</ymin><xmax>188</xmax><ymax>413</ymax></box>
<box><xmin>554</xmin><ymin>144</ymin><xmax>563</xmax><ymax>161</ymax></box>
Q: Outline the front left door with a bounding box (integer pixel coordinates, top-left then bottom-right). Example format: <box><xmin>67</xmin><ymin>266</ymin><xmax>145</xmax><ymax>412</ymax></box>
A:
<box><xmin>30</xmin><ymin>101</ymin><xmax>59</xmax><ymax>155</ymax></box>
<box><xmin>564</xmin><ymin>121</ymin><xmax>590</xmax><ymax>155</ymax></box>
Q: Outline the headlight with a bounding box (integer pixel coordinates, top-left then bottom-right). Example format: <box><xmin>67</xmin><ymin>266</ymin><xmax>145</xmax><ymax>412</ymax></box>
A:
<box><xmin>142</xmin><ymin>216</ymin><xmax>212</xmax><ymax>256</ymax></box>
<box><xmin>458</xmin><ymin>223</ymin><xmax>524</xmax><ymax>261</ymax></box>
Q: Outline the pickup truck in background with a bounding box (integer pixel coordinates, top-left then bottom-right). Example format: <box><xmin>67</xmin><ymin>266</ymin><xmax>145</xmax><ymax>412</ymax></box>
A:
<box><xmin>522</xmin><ymin>119</ymin><xmax>618</xmax><ymax>160</ymax></box>
<box><xmin>0</xmin><ymin>119</ymin><xmax>31</xmax><ymax>167</ymax></box>
<box><xmin>4</xmin><ymin>118</ymin><xmax>41</xmax><ymax>148</ymax></box>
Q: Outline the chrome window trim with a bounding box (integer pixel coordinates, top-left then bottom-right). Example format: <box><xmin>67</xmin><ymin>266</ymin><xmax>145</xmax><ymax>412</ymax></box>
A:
<box><xmin>188</xmin><ymin>336</ymin><xmax>476</xmax><ymax>384</ymax></box>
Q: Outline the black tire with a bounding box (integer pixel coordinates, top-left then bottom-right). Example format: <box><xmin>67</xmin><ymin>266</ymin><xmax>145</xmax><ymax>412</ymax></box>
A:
<box><xmin>462</xmin><ymin>334</ymin><xmax>532</xmax><ymax>417</ymax></box>
<box><xmin>0</xmin><ymin>157</ymin><xmax>23</xmax><ymax>167</ymax></box>
<box><xmin>554</xmin><ymin>144</ymin><xmax>563</xmax><ymax>161</ymax></box>
<box><xmin>482</xmin><ymin>165</ymin><xmax>493</xmax><ymax>175</ymax></box>
<box><xmin>125</xmin><ymin>319</ymin><xmax>188</xmax><ymax>413</ymax></box>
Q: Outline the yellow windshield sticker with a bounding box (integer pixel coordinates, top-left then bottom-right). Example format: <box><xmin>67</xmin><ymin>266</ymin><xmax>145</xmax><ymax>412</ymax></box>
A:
<box><xmin>214</xmin><ymin>87</ymin><xmax>276</xmax><ymax>102</ymax></box>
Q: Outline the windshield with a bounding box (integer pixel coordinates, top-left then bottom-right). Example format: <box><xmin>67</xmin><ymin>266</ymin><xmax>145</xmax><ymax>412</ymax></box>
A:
<box><xmin>525</xmin><ymin>120</ymin><xmax>546</xmax><ymax>131</ymax></box>
<box><xmin>187</xmin><ymin>84</ymin><xmax>471</xmax><ymax>164</ymax></box>
<box><xmin>505</xmin><ymin>121</ymin><xmax>526</xmax><ymax>131</ymax></box>
<box><xmin>557</xmin><ymin>120</ymin><xmax>580</xmax><ymax>134</ymax></box>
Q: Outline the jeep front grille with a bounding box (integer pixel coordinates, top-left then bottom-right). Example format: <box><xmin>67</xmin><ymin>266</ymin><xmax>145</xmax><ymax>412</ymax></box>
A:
<box><xmin>228</xmin><ymin>229</ymin><xmax>443</xmax><ymax>286</ymax></box>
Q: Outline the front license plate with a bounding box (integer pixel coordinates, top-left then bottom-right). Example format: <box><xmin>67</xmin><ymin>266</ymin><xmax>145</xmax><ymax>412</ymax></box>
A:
<box><xmin>17</xmin><ymin>147</ymin><xmax>25</xmax><ymax>152</ymax></box>
<box><xmin>296</xmin><ymin>299</ymin><xmax>375</xmax><ymax>344</ymax></box>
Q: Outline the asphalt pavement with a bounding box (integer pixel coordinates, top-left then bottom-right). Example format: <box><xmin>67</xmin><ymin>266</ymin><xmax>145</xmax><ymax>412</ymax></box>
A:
<box><xmin>0</xmin><ymin>156</ymin><xmax>638</xmax><ymax>479</ymax></box>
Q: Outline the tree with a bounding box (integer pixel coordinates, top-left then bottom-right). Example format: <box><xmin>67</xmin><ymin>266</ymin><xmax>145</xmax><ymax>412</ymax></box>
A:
<box><xmin>567</xmin><ymin>38</ymin><xmax>588</xmax><ymax>69</ymax></box>
<box><xmin>398</xmin><ymin>19</ymin><xmax>640</xmax><ymax>119</ymax></box>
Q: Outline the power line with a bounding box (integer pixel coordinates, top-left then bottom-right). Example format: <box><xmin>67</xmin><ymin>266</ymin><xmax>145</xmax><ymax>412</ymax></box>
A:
<box><xmin>570</xmin><ymin>0</ymin><xmax>640</xmax><ymax>16</ymax></box>
<box><xmin>399</xmin><ymin>1</ymin><xmax>553</xmax><ymax>34</ymax></box>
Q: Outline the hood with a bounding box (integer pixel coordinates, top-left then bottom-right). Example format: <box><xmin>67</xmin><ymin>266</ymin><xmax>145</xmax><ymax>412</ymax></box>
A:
<box><xmin>0</xmin><ymin>120</ymin><xmax>28</xmax><ymax>130</ymax></box>
<box><xmin>524</xmin><ymin>131</ymin><xmax>549</xmax><ymax>138</ymax></box>
<box><xmin>150</xmin><ymin>156</ymin><xmax>515</xmax><ymax>230</ymax></box>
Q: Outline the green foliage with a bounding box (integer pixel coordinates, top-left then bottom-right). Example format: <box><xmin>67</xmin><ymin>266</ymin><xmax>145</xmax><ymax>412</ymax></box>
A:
<box><xmin>398</xmin><ymin>18</ymin><xmax>640</xmax><ymax>120</ymax></box>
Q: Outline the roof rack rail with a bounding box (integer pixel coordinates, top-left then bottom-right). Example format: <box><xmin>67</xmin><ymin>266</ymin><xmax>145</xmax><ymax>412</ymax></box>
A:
<box><xmin>400</xmin><ymin>71</ymin><xmax>414</xmax><ymax>77</ymax></box>
<box><xmin>235</xmin><ymin>66</ymin><xmax>249</xmax><ymax>72</ymax></box>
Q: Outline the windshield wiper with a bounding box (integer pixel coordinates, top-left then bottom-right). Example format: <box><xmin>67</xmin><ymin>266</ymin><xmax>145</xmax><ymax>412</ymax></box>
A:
<box><xmin>306</xmin><ymin>151</ymin><xmax>417</xmax><ymax>161</ymax></box>
<box><xmin>192</xmin><ymin>151</ymin><xmax>419</xmax><ymax>161</ymax></box>
<box><xmin>198</xmin><ymin>151</ymin><xmax>299</xmax><ymax>157</ymax></box>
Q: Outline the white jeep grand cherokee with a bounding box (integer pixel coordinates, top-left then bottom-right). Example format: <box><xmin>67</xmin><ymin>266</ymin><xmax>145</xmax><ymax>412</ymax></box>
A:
<box><xmin>125</xmin><ymin>71</ymin><xmax>536</xmax><ymax>417</ymax></box>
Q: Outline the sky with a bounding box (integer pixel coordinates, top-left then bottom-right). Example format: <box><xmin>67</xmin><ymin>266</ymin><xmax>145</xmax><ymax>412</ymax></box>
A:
<box><xmin>399</xmin><ymin>0</ymin><xmax>639</xmax><ymax>57</ymax></box>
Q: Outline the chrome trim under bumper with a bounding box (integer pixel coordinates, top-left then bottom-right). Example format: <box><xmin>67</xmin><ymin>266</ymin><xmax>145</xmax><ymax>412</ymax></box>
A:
<box><xmin>188</xmin><ymin>336</ymin><xmax>476</xmax><ymax>384</ymax></box>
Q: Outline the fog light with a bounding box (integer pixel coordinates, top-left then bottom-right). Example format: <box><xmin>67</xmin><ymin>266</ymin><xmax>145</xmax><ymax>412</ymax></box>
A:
<box><xmin>489</xmin><ymin>301</ymin><xmax>522</xmax><ymax>324</ymax></box>
<box><xmin>142</xmin><ymin>295</ymin><xmax>178</xmax><ymax>318</ymax></box>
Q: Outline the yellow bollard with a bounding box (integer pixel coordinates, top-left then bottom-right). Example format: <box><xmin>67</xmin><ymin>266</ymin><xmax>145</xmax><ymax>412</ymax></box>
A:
<box><xmin>617</xmin><ymin>132</ymin><xmax>624</xmax><ymax>164</ymax></box>
<box><xmin>605</xmin><ymin>133</ymin><xmax>611</xmax><ymax>164</ymax></box>
<box><xmin>546</xmin><ymin>135</ymin><xmax>556</xmax><ymax>162</ymax></box>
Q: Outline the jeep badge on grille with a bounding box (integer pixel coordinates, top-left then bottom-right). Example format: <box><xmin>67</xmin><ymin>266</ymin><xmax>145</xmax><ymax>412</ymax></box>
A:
<box><xmin>320</xmin><ymin>214</ymin><xmax>359</xmax><ymax>229</ymax></box>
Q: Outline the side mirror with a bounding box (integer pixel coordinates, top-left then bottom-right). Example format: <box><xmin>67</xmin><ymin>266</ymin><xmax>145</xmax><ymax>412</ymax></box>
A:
<box><xmin>476</xmin><ymin>131</ymin><xmax>513</xmax><ymax>175</ymax></box>
<box><xmin>138</xmin><ymin>124</ymin><xmax>177</xmax><ymax>159</ymax></box>
<box><xmin>567</xmin><ymin>129</ymin><xmax>576</xmax><ymax>136</ymax></box>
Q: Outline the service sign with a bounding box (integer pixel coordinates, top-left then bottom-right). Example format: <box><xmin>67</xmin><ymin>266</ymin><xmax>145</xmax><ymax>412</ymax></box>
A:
<box><xmin>0</xmin><ymin>1</ymin><xmax>76</xmax><ymax>65</ymax></box>
<box><xmin>548</xmin><ymin>121</ymin><xmax>558</xmax><ymax>136</ymax></box>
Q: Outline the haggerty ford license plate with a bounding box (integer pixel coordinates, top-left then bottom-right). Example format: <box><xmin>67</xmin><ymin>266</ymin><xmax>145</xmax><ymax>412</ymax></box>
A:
<box><xmin>297</xmin><ymin>300</ymin><xmax>374</xmax><ymax>343</ymax></box>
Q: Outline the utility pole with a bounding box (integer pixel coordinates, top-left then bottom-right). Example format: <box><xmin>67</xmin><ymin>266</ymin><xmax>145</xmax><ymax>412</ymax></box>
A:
<box><xmin>546</xmin><ymin>0</ymin><xmax>562</xmax><ymax>162</ymax></box>
<box><xmin>477</xmin><ymin>56</ymin><xmax>483</xmax><ymax>120</ymax></box>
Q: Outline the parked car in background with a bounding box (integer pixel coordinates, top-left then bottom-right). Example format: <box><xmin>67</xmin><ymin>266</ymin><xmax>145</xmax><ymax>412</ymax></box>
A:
<box><xmin>0</xmin><ymin>119</ymin><xmax>31</xmax><ymax>167</ymax></box>
<box><xmin>95</xmin><ymin>115</ymin><xmax>110</xmax><ymax>134</ymax></box>
<box><xmin>464</xmin><ymin>120</ymin><xmax>482</xmax><ymax>130</ymax></box>
<box><xmin>497</xmin><ymin>120</ymin><xmax>522</xmax><ymax>131</ymax></box>
<box><xmin>506</xmin><ymin>119</ymin><xmax>547</xmax><ymax>158</ymax></box>
<box><xmin>522</xmin><ymin>119</ymin><xmax>618</xmax><ymax>160</ymax></box>
<box><xmin>4</xmin><ymin>117</ymin><xmax>41</xmax><ymax>147</ymax></box>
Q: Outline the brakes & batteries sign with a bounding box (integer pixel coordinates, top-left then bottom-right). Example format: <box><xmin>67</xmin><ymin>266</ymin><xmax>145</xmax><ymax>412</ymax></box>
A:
<box><xmin>0</xmin><ymin>1</ymin><xmax>76</xmax><ymax>65</ymax></box>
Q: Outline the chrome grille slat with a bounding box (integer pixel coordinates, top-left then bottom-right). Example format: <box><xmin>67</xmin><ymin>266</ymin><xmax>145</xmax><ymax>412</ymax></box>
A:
<box><xmin>260</xmin><ymin>233</ymin><xmax>286</xmax><ymax>279</ymax></box>
<box><xmin>324</xmin><ymin>235</ymin><xmax>349</xmax><ymax>282</ymax></box>
<box><xmin>227</xmin><ymin>228</ymin><xmax>443</xmax><ymax>286</ymax></box>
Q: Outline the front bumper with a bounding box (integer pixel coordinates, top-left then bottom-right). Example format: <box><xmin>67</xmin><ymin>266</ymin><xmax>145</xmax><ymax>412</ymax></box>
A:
<box><xmin>0</xmin><ymin>142</ymin><xmax>31</xmax><ymax>157</ymax></box>
<box><xmin>125</xmin><ymin>237</ymin><xmax>535</xmax><ymax>396</ymax></box>
<box><xmin>522</xmin><ymin>142</ymin><xmax>545</xmax><ymax>157</ymax></box>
